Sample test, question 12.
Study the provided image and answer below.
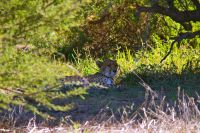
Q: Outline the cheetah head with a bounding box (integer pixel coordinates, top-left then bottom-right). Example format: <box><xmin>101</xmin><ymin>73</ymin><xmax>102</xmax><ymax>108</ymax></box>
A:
<box><xmin>96</xmin><ymin>59</ymin><xmax>119</xmax><ymax>78</ymax></box>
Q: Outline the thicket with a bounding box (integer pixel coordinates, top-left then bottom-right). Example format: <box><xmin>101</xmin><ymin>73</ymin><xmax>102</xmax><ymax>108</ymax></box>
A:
<box><xmin>1</xmin><ymin>0</ymin><xmax>200</xmax><ymax>57</ymax></box>
<box><xmin>0</xmin><ymin>0</ymin><xmax>200</xmax><ymax>117</ymax></box>
<box><xmin>0</xmin><ymin>0</ymin><xmax>88</xmax><ymax>116</ymax></box>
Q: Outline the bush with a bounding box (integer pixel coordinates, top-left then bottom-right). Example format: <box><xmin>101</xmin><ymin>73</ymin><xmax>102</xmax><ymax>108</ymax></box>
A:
<box><xmin>0</xmin><ymin>46</ymin><xmax>87</xmax><ymax>117</ymax></box>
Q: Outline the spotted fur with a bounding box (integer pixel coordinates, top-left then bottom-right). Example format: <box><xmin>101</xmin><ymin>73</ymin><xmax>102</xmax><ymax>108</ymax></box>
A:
<box><xmin>61</xmin><ymin>59</ymin><xmax>119</xmax><ymax>88</ymax></box>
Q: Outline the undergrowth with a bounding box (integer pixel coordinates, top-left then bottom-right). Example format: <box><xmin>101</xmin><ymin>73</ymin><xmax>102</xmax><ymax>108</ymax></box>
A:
<box><xmin>0</xmin><ymin>43</ymin><xmax>199</xmax><ymax>121</ymax></box>
<box><xmin>0</xmin><ymin>47</ymin><xmax>87</xmax><ymax>117</ymax></box>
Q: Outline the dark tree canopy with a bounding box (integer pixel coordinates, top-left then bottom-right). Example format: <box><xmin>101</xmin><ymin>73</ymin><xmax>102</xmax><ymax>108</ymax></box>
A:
<box><xmin>136</xmin><ymin>0</ymin><xmax>200</xmax><ymax>62</ymax></box>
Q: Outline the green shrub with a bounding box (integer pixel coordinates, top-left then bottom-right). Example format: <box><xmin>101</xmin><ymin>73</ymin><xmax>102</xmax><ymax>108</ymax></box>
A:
<box><xmin>0</xmin><ymin>46</ymin><xmax>87</xmax><ymax>117</ymax></box>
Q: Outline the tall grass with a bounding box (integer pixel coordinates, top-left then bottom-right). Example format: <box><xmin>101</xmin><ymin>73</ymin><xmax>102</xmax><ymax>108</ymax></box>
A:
<box><xmin>117</xmin><ymin>45</ymin><xmax>200</xmax><ymax>74</ymax></box>
<box><xmin>0</xmin><ymin>43</ymin><xmax>199</xmax><ymax>130</ymax></box>
<box><xmin>3</xmin><ymin>86</ymin><xmax>200</xmax><ymax>133</ymax></box>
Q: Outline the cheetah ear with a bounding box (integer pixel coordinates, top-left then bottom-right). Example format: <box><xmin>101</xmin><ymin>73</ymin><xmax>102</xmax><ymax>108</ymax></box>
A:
<box><xmin>96</xmin><ymin>60</ymin><xmax>103</xmax><ymax>68</ymax></box>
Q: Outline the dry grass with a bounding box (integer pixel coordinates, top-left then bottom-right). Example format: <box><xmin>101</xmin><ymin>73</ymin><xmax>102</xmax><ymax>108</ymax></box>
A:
<box><xmin>1</xmin><ymin>83</ymin><xmax>200</xmax><ymax>133</ymax></box>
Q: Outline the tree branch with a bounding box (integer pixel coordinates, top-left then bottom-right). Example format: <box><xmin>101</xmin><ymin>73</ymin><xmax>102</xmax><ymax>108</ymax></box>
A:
<box><xmin>167</xmin><ymin>0</ymin><xmax>175</xmax><ymax>8</ymax></box>
<box><xmin>135</xmin><ymin>2</ymin><xmax>200</xmax><ymax>62</ymax></box>
<box><xmin>160</xmin><ymin>40</ymin><xmax>178</xmax><ymax>63</ymax></box>
<box><xmin>161</xmin><ymin>30</ymin><xmax>200</xmax><ymax>63</ymax></box>
<box><xmin>191</xmin><ymin>0</ymin><xmax>200</xmax><ymax>10</ymax></box>
<box><xmin>136</xmin><ymin>4</ymin><xmax>200</xmax><ymax>23</ymax></box>
<box><xmin>87</xmin><ymin>2</ymin><xmax>112</xmax><ymax>24</ymax></box>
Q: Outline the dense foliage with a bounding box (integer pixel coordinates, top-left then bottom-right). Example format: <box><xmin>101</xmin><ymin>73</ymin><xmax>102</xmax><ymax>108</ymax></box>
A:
<box><xmin>0</xmin><ymin>0</ymin><xmax>199</xmax><ymax>117</ymax></box>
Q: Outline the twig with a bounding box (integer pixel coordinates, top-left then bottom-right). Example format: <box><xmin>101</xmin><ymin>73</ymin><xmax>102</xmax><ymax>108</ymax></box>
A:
<box><xmin>160</xmin><ymin>40</ymin><xmax>177</xmax><ymax>63</ymax></box>
<box><xmin>0</xmin><ymin>87</ymin><xmax>23</xmax><ymax>95</ymax></box>
<box><xmin>87</xmin><ymin>2</ymin><xmax>112</xmax><ymax>24</ymax></box>
<box><xmin>161</xmin><ymin>30</ymin><xmax>200</xmax><ymax>63</ymax></box>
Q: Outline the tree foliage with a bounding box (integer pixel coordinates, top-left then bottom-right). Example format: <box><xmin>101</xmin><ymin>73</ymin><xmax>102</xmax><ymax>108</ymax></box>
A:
<box><xmin>64</xmin><ymin>0</ymin><xmax>151</xmax><ymax>58</ymax></box>
<box><xmin>0</xmin><ymin>0</ymin><xmax>86</xmax><ymax>55</ymax></box>
<box><xmin>136</xmin><ymin>0</ymin><xmax>200</xmax><ymax>61</ymax></box>
<box><xmin>0</xmin><ymin>0</ymin><xmax>88</xmax><ymax>117</ymax></box>
<box><xmin>0</xmin><ymin>47</ymin><xmax>88</xmax><ymax>117</ymax></box>
<box><xmin>0</xmin><ymin>0</ymin><xmax>199</xmax><ymax>117</ymax></box>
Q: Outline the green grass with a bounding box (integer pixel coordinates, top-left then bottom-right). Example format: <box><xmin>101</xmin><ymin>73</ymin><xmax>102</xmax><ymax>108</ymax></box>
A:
<box><xmin>117</xmin><ymin>45</ymin><xmax>199</xmax><ymax>98</ymax></box>
<box><xmin>61</xmin><ymin>44</ymin><xmax>200</xmax><ymax>116</ymax></box>
<box><xmin>0</xmin><ymin>44</ymin><xmax>199</xmax><ymax>117</ymax></box>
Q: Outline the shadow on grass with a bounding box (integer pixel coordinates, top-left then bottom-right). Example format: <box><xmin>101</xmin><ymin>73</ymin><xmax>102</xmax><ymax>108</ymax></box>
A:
<box><xmin>60</xmin><ymin>66</ymin><xmax>200</xmax><ymax>124</ymax></box>
<box><xmin>1</xmin><ymin>67</ymin><xmax>200</xmax><ymax>128</ymax></box>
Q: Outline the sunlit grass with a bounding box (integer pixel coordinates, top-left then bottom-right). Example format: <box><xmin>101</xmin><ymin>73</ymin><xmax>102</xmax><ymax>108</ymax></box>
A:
<box><xmin>0</xmin><ymin>43</ymin><xmax>199</xmax><ymax>119</ymax></box>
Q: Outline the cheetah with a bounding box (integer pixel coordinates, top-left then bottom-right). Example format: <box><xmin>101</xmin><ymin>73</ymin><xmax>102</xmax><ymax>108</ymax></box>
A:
<box><xmin>61</xmin><ymin>59</ymin><xmax>119</xmax><ymax>88</ymax></box>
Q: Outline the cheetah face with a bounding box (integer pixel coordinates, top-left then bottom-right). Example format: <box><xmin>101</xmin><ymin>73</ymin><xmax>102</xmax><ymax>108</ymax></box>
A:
<box><xmin>96</xmin><ymin>59</ymin><xmax>119</xmax><ymax>78</ymax></box>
